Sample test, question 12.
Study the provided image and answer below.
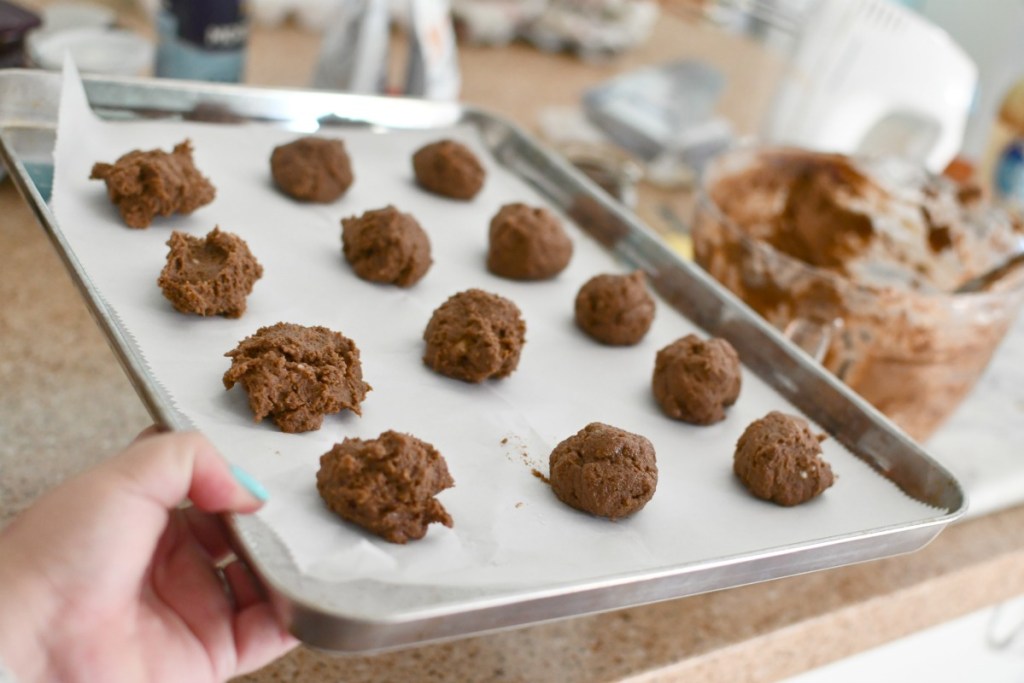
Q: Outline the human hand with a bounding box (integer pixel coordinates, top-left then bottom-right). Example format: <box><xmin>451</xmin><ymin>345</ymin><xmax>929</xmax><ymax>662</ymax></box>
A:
<box><xmin>0</xmin><ymin>429</ymin><xmax>297</xmax><ymax>683</ymax></box>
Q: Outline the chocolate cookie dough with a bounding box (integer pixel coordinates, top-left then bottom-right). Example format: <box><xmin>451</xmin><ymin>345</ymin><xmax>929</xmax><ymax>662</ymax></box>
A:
<box><xmin>694</xmin><ymin>148</ymin><xmax>1024</xmax><ymax>441</ymax></box>
<box><xmin>487</xmin><ymin>203</ymin><xmax>573</xmax><ymax>280</ymax></box>
<box><xmin>270</xmin><ymin>136</ymin><xmax>354</xmax><ymax>202</ymax></box>
<box><xmin>423</xmin><ymin>288</ymin><xmax>526</xmax><ymax>383</ymax></box>
<box><xmin>90</xmin><ymin>139</ymin><xmax>215</xmax><ymax>229</ymax></box>
<box><xmin>549</xmin><ymin>422</ymin><xmax>657</xmax><ymax>519</ymax></box>
<box><xmin>652</xmin><ymin>334</ymin><xmax>741</xmax><ymax>425</ymax></box>
<box><xmin>341</xmin><ymin>205</ymin><xmax>432</xmax><ymax>287</ymax></box>
<box><xmin>223</xmin><ymin>322</ymin><xmax>371</xmax><ymax>433</ymax></box>
<box><xmin>412</xmin><ymin>139</ymin><xmax>485</xmax><ymax>200</ymax></box>
<box><xmin>575</xmin><ymin>270</ymin><xmax>655</xmax><ymax>345</ymax></box>
<box><xmin>734</xmin><ymin>411</ymin><xmax>834</xmax><ymax>506</ymax></box>
<box><xmin>157</xmin><ymin>227</ymin><xmax>263</xmax><ymax>318</ymax></box>
<box><xmin>316</xmin><ymin>431</ymin><xmax>454</xmax><ymax>544</ymax></box>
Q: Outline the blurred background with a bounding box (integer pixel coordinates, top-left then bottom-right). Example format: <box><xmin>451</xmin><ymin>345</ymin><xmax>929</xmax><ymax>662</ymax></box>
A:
<box><xmin>5</xmin><ymin>0</ymin><xmax>1024</xmax><ymax>227</ymax></box>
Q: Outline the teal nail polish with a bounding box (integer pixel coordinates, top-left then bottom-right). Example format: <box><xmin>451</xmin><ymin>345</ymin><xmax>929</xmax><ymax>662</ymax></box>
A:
<box><xmin>231</xmin><ymin>464</ymin><xmax>269</xmax><ymax>502</ymax></box>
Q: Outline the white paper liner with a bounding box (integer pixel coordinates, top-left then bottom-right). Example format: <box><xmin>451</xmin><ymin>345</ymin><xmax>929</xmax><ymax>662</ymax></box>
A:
<box><xmin>51</xmin><ymin>63</ymin><xmax>935</xmax><ymax>589</ymax></box>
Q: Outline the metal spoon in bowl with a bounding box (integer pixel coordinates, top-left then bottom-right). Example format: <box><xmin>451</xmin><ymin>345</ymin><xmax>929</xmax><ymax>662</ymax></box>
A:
<box><xmin>955</xmin><ymin>250</ymin><xmax>1024</xmax><ymax>294</ymax></box>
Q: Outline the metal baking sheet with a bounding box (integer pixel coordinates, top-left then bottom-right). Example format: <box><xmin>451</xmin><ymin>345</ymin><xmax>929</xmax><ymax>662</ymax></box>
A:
<box><xmin>0</xmin><ymin>68</ymin><xmax>964</xmax><ymax>653</ymax></box>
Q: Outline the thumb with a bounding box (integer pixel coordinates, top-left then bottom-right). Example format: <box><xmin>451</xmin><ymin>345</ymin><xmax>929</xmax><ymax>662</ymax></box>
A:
<box><xmin>102</xmin><ymin>431</ymin><xmax>268</xmax><ymax>514</ymax></box>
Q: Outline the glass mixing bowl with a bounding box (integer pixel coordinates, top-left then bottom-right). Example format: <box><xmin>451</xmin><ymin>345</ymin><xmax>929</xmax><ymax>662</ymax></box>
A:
<box><xmin>692</xmin><ymin>145</ymin><xmax>1024</xmax><ymax>441</ymax></box>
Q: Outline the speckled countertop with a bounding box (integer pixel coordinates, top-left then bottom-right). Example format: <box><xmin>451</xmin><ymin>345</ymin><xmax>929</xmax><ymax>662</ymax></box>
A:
<box><xmin>4</xmin><ymin>6</ymin><xmax>1024</xmax><ymax>682</ymax></box>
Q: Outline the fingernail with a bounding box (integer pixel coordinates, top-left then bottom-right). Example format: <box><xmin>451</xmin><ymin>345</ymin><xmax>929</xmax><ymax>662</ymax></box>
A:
<box><xmin>230</xmin><ymin>464</ymin><xmax>269</xmax><ymax>502</ymax></box>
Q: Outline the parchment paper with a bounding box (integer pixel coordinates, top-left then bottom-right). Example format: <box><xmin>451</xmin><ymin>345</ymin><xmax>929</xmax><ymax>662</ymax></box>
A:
<box><xmin>51</xmin><ymin>64</ymin><xmax>935</xmax><ymax>590</ymax></box>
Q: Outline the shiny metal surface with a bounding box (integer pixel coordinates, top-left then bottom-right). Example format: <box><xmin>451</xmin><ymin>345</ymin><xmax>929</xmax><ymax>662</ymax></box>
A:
<box><xmin>0</xmin><ymin>69</ymin><xmax>964</xmax><ymax>653</ymax></box>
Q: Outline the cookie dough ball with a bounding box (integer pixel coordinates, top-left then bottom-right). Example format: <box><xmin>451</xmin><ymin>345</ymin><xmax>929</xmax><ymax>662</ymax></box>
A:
<box><xmin>549</xmin><ymin>422</ymin><xmax>657</xmax><ymax>519</ymax></box>
<box><xmin>412</xmin><ymin>139</ymin><xmax>485</xmax><ymax>200</ymax></box>
<box><xmin>575</xmin><ymin>270</ymin><xmax>655</xmax><ymax>345</ymax></box>
<box><xmin>652</xmin><ymin>334</ymin><xmax>741</xmax><ymax>425</ymax></box>
<box><xmin>158</xmin><ymin>227</ymin><xmax>263</xmax><ymax>318</ymax></box>
<box><xmin>223</xmin><ymin>322</ymin><xmax>371</xmax><ymax>433</ymax></box>
<box><xmin>423</xmin><ymin>289</ymin><xmax>526</xmax><ymax>383</ymax></box>
<box><xmin>734</xmin><ymin>411</ymin><xmax>834</xmax><ymax>506</ymax></box>
<box><xmin>487</xmin><ymin>203</ymin><xmax>573</xmax><ymax>281</ymax></box>
<box><xmin>341</xmin><ymin>205</ymin><xmax>432</xmax><ymax>287</ymax></box>
<box><xmin>90</xmin><ymin>139</ymin><xmax>215</xmax><ymax>229</ymax></box>
<box><xmin>317</xmin><ymin>431</ymin><xmax>454</xmax><ymax>544</ymax></box>
<box><xmin>270</xmin><ymin>136</ymin><xmax>354</xmax><ymax>202</ymax></box>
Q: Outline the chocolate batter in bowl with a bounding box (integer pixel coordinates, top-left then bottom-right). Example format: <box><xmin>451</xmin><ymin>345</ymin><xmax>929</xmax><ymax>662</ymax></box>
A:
<box><xmin>692</xmin><ymin>146</ymin><xmax>1024</xmax><ymax>441</ymax></box>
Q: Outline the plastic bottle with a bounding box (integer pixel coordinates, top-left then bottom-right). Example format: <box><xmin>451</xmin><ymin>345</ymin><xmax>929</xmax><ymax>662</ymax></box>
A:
<box><xmin>155</xmin><ymin>0</ymin><xmax>248</xmax><ymax>82</ymax></box>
